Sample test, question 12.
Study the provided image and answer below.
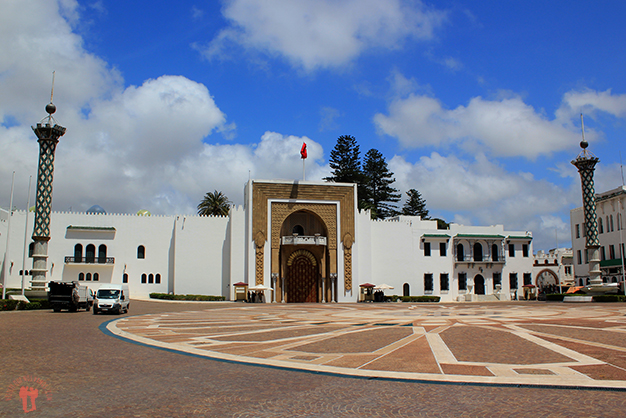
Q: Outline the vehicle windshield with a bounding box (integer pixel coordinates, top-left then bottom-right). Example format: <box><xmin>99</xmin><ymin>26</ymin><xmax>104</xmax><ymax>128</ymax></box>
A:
<box><xmin>97</xmin><ymin>289</ymin><xmax>120</xmax><ymax>299</ymax></box>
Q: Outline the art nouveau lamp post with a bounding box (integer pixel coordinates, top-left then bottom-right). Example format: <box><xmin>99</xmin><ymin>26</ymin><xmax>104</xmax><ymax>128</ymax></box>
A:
<box><xmin>30</xmin><ymin>98</ymin><xmax>66</xmax><ymax>292</ymax></box>
<box><xmin>571</xmin><ymin>115</ymin><xmax>602</xmax><ymax>287</ymax></box>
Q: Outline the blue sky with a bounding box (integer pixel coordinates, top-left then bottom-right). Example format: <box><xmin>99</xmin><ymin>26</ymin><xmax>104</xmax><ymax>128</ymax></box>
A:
<box><xmin>2</xmin><ymin>0</ymin><xmax>626</xmax><ymax>251</ymax></box>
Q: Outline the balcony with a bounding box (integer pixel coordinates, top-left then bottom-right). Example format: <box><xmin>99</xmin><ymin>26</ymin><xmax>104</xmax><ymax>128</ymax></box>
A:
<box><xmin>64</xmin><ymin>256</ymin><xmax>115</xmax><ymax>265</ymax></box>
<box><xmin>281</xmin><ymin>235</ymin><xmax>327</xmax><ymax>246</ymax></box>
<box><xmin>455</xmin><ymin>256</ymin><xmax>505</xmax><ymax>266</ymax></box>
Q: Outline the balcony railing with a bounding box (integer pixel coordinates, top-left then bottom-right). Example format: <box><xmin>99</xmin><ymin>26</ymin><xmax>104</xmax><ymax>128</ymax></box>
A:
<box><xmin>455</xmin><ymin>256</ymin><xmax>505</xmax><ymax>264</ymax></box>
<box><xmin>65</xmin><ymin>256</ymin><xmax>115</xmax><ymax>264</ymax></box>
<box><xmin>281</xmin><ymin>235</ymin><xmax>327</xmax><ymax>246</ymax></box>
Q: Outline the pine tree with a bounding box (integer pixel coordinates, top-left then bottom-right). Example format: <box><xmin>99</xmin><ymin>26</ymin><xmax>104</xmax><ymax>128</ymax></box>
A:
<box><xmin>402</xmin><ymin>189</ymin><xmax>429</xmax><ymax>219</ymax></box>
<box><xmin>362</xmin><ymin>149</ymin><xmax>400</xmax><ymax>219</ymax></box>
<box><xmin>324</xmin><ymin>135</ymin><xmax>368</xmax><ymax>208</ymax></box>
<box><xmin>324</xmin><ymin>135</ymin><xmax>362</xmax><ymax>184</ymax></box>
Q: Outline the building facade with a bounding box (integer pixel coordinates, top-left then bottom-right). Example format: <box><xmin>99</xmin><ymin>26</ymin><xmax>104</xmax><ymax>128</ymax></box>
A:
<box><xmin>532</xmin><ymin>248</ymin><xmax>574</xmax><ymax>292</ymax></box>
<box><xmin>571</xmin><ymin>185</ymin><xmax>626</xmax><ymax>285</ymax></box>
<box><xmin>1</xmin><ymin>179</ymin><xmax>534</xmax><ymax>302</ymax></box>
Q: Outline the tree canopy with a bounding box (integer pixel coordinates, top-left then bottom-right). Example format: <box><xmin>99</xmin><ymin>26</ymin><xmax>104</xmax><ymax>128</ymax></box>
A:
<box><xmin>197</xmin><ymin>190</ymin><xmax>231</xmax><ymax>216</ymax></box>
<box><xmin>324</xmin><ymin>135</ymin><xmax>448</xmax><ymax>224</ymax></box>
<box><xmin>324</xmin><ymin>135</ymin><xmax>363</xmax><ymax>184</ymax></box>
<box><xmin>402</xmin><ymin>189</ymin><xmax>429</xmax><ymax>219</ymax></box>
<box><xmin>324</xmin><ymin>134</ymin><xmax>368</xmax><ymax>208</ymax></box>
<box><xmin>362</xmin><ymin>148</ymin><xmax>400</xmax><ymax>219</ymax></box>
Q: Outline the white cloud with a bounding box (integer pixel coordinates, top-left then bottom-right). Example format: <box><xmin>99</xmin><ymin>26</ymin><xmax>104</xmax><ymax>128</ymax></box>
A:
<box><xmin>202</xmin><ymin>0</ymin><xmax>446</xmax><ymax>71</ymax></box>
<box><xmin>0</xmin><ymin>0</ymin><xmax>329</xmax><ymax>217</ymax></box>
<box><xmin>558</xmin><ymin>88</ymin><xmax>626</xmax><ymax>120</ymax></box>
<box><xmin>390</xmin><ymin>152</ymin><xmax>578</xmax><ymax>249</ymax></box>
<box><xmin>375</xmin><ymin>92</ymin><xmax>580</xmax><ymax>159</ymax></box>
<box><xmin>0</xmin><ymin>0</ymin><xmax>121</xmax><ymax>124</ymax></box>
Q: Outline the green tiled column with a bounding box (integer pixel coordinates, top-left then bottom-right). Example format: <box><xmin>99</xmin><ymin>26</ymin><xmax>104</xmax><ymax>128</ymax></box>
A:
<box><xmin>30</xmin><ymin>115</ymin><xmax>66</xmax><ymax>291</ymax></box>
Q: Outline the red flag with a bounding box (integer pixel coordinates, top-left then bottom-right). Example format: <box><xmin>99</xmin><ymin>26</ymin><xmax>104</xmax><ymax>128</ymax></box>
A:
<box><xmin>300</xmin><ymin>142</ymin><xmax>307</xmax><ymax>159</ymax></box>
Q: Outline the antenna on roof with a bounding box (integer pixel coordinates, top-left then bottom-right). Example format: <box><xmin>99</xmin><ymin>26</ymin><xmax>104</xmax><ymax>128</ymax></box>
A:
<box><xmin>619</xmin><ymin>151</ymin><xmax>624</xmax><ymax>186</ymax></box>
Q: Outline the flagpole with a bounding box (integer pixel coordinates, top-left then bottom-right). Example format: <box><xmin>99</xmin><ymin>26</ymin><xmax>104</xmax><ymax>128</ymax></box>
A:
<box><xmin>300</xmin><ymin>142</ymin><xmax>307</xmax><ymax>181</ymax></box>
<box><xmin>2</xmin><ymin>171</ymin><xmax>16</xmax><ymax>300</ymax></box>
<box><xmin>21</xmin><ymin>175</ymin><xmax>32</xmax><ymax>296</ymax></box>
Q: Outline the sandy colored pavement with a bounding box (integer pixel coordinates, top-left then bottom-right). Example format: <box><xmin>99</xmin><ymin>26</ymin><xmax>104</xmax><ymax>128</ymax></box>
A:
<box><xmin>2</xmin><ymin>300</ymin><xmax>626</xmax><ymax>417</ymax></box>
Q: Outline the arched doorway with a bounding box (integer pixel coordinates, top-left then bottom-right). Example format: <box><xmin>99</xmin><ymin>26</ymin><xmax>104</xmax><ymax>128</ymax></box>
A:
<box><xmin>536</xmin><ymin>269</ymin><xmax>558</xmax><ymax>293</ymax></box>
<box><xmin>286</xmin><ymin>250</ymin><xmax>318</xmax><ymax>303</ymax></box>
<box><xmin>474</xmin><ymin>274</ymin><xmax>485</xmax><ymax>295</ymax></box>
<box><xmin>277</xmin><ymin>209</ymin><xmax>329</xmax><ymax>303</ymax></box>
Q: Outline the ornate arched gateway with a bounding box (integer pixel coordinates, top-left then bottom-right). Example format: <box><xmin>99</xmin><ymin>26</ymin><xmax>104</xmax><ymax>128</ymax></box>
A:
<box><xmin>286</xmin><ymin>250</ymin><xmax>318</xmax><ymax>303</ymax></box>
<box><xmin>279</xmin><ymin>211</ymin><xmax>328</xmax><ymax>302</ymax></box>
<box><xmin>250</xmin><ymin>181</ymin><xmax>356</xmax><ymax>303</ymax></box>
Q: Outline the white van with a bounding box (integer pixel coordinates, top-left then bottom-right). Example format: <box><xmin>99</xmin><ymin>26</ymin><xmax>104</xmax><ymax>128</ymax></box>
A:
<box><xmin>93</xmin><ymin>284</ymin><xmax>130</xmax><ymax>315</ymax></box>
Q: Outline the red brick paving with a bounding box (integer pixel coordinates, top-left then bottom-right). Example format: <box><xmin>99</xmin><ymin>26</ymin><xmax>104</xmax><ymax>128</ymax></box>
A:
<box><xmin>440</xmin><ymin>325</ymin><xmax>572</xmax><ymax>364</ymax></box>
<box><xmin>364</xmin><ymin>336</ymin><xmax>441</xmax><ymax>374</ymax></box>
<box><xmin>440</xmin><ymin>364</ymin><xmax>494</xmax><ymax>376</ymax></box>
<box><xmin>291</xmin><ymin>327</ymin><xmax>413</xmax><ymax>354</ymax></box>
<box><xmin>571</xmin><ymin>364</ymin><xmax>626</xmax><ymax>381</ymax></box>
<box><xmin>521</xmin><ymin>324</ymin><xmax>626</xmax><ymax>348</ymax></box>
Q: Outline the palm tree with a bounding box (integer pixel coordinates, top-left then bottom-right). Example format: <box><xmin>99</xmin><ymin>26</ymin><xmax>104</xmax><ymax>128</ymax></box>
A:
<box><xmin>197</xmin><ymin>190</ymin><xmax>231</xmax><ymax>216</ymax></box>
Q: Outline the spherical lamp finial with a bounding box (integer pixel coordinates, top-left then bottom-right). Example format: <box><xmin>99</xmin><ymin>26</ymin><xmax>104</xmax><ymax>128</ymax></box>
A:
<box><xmin>45</xmin><ymin>102</ymin><xmax>56</xmax><ymax>115</ymax></box>
<box><xmin>580</xmin><ymin>139</ymin><xmax>588</xmax><ymax>149</ymax></box>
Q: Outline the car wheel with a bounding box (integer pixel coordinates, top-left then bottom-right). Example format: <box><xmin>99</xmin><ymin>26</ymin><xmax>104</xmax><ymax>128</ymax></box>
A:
<box><xmin>53</xmin><ymin>307</ymin><xmax>61</xmax><ymax>312</ymax></box>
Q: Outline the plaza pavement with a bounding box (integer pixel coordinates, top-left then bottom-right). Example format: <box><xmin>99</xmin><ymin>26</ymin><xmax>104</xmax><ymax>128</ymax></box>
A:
<box><xmin>2</xmin><ymin>300</ymin><xmax>626</xmax><ymax>417</ymax></box>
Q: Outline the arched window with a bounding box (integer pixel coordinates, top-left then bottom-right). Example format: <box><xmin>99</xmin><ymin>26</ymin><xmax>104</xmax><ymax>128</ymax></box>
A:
<box><xmin>610</xmin><ymin>215</ymin><xmax>614</xmax><ymax>232</ymax></box>
<box><xmin>98</xmin><ymin>245</ymin><xmax>107</xmax><ymax>263</ymax></box>
<box><xmin>93</xmin><ymin>272</ymin><xmax>99</xmax><ymax>281</ymax></box>
<box><xmin>141</xmin><ymin>273</ymin><xmax>147</xmax><ymax>284</ymax></box>
<box><xmin>148</xmin><ymin>273</ymin><xmax>154</xmax><ymax>284</ymax></box>
<box><xmin>79</xmin><ymin>272</ymin><xmax>85</xmax><ymax>281</ymax></box>
<box><xmin>155</xmin><ymin>273</ymin><xmax>161</xmax><ymax>284</ymax></box>
<box><xmin>292</xmin><ymin>225</ymin><xmax>304</xmax><ymax>235</ymax></box>
<box><xmin>473</xmin><ymin>243</ymin><xmax>483</xmax><ymax>262</ymax></box>
<box><xmin>599</xmin><ymin>217</ymin><xmax>604</xmax><ymax>233</ymax></box>
<box><xmin>492</xmin><ymin>244</ymin><xmax>499</xmax><ymax>262</ymax></box>
<box><xmin>29</xmin><ymin>242</ymin><xmax>34</xmax><ymax>257</ymax></box>
<box><xmin>86</xmin><ymin>273</ymin><xmax>92</xmax><ymax>281</ymax></box>
<box><xmin>74</xmin><ymin>244</ymin><xmax>83</xmax><ymax>263</ymax></box>
<box><xmin>137</xmin><ymin>245</ymin><xmax>145</xmax><ymax>259</ymax></box>
<box><xmin>86</xmin><ymin>244</ymin><xmax>95</xmax><ymax>263</ymax></box>
<box><xmin>123</xmin><ymin>273</ymin><xmax>128</xmax><ymax>284</ymax></box>
<box><xmin>457</xmin><ymin>244</ymin><xmax>465</xmax><ymax>262</ymax></box>
<box><xmin>403</xmin><ymin>283</ymin><xmax>410</xmax><ymax>297</ymax></box>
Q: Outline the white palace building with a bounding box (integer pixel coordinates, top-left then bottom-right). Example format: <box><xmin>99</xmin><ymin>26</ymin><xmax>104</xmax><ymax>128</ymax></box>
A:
<box><xmin>1</xmin><ymin>179</ymin><xmax>534</xmax><ymax>302</ymax></box>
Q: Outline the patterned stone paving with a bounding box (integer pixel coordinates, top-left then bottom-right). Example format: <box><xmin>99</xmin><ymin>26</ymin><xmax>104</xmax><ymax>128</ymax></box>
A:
<box><xmin>110</xmin><ymin>303</ymin><xmax>626</xmax><ymax>389</ymax></box>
